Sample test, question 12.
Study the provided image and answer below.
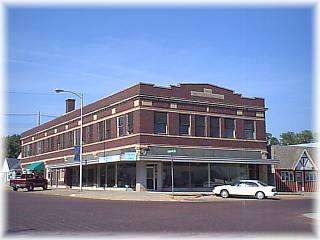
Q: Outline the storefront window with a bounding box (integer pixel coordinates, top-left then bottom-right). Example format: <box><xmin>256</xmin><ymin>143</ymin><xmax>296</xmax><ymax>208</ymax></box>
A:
<box><xmin>173</xmin><ymin>162</ymin><xmax>190</xmax><ymax>188</ymax></box>
<box><xmin>190</xmin><ymin>163</ymin><xmax>208</xmax><ymax>188</ymax></box>
<box><xmin>117</xmin><ymin>163</ymin><xmax>136</xmax><ymax>188</ymax></box>
<box><xmin>107</xmin><ymin>163</ymin><xmax>116</xmax><ymax>187</ymax></box>
<box><xmin>210</xmin><ymin>164</ymin><xmax>249</xmax><ymax>185</ymax></box>
<box><xmin>162</xmin><ymin>162</ymin><xmax>172</xmax><ymax>188</ymax></box>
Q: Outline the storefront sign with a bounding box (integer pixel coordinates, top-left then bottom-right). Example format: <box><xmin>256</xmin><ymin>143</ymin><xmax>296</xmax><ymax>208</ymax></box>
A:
<box><xmin>122</xmin><ymin>152</ymin><xmax>137</xmax><ymax>161</ymax></box>
<box><xmin>98</xmin><ymin>155</ymin><xmax>120</xmax><ymax>163</ymax></box>
<box><xmin>167</xmin><ymin>148</ymin><xmax>177</xmax><ymax>154</ymax></box>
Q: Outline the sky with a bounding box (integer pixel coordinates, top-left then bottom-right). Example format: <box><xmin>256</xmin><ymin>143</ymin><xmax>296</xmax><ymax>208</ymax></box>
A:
<box><xmin>5</xmin><ymin>6</ymin><xmax>313</xmax><ymax>138</ymax></box>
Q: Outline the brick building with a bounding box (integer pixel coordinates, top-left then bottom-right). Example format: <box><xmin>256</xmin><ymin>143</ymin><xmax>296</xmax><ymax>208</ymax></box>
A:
<box><xmin>20</xmin><ymin>83</ymin><xmax>278</xmax><ymax>191</ymax></box>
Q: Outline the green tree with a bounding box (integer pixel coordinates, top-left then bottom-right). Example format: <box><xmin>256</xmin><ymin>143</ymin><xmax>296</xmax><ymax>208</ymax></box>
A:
<box><xmin>266</xmin><ymin>133</ymin><xmax>279</xmax><ymax>146</ymax></box>
<box><xmin>296</xmin><ymin>130</ymin><xmax>314</xmax><ymax>144</ymax></box>
<box><xmin>4</xmin><ymin>134</ymin><xmax>21</xmax><ymax>158</ymax></box>
<box><xmin>279</xmin><ymin>131</ymin><xmax>298</xmax><ymax>145</ymax></box>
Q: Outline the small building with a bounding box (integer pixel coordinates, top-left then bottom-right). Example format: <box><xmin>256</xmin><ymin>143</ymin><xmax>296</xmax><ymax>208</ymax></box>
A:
<box><xmin>271</xmin><ymin>143</ymin><xmax>319</xmax><ymax>192</ymax></box>
<box><xmin>0</xmin><ymin>158</ymin><xmax>21</xmax><ymax>183</ymax></box>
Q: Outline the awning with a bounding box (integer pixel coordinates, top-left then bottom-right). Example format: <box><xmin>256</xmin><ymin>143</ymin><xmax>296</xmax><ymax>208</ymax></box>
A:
<box><xmin>139</xmin><ymin>155</ymin><xmax>279</xmax><ymax>165</ymax></box>
<box><xmin>25</xmin><ymin>161</ymin><xmax>45</xmax><ymax>171</ymax></box>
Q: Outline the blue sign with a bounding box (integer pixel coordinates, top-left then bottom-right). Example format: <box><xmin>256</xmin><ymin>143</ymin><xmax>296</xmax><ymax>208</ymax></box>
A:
<box><xmin>74</xmin><ymin>146</ymin><xmax>80</xmax><ymax>162</ymax></box>
<box><xmin>122</xmin><ymin>152</ymin><xmax>137</xmax><ymax>161</ymax></box>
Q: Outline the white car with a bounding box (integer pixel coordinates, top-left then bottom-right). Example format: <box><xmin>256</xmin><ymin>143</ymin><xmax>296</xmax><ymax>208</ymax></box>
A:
<box><xmin>213</xmin><ymin>180</ymin><xmax>277</xmax><ymax>200</ymax></box>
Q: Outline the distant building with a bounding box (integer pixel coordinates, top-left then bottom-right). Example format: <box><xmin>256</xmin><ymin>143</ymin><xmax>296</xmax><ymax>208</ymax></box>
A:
<box><xmin>1</xmin><ymin>158</ymin><xmax>21</xmax><ymax>183</ymax></box>
<box><xmin>20</xmin><ymin>83</ymin><xmax>277</xmax><ymax>191</ymax></box>
<box><xmin>272</xmin><ymin>143</ymin><xmax>319</xmax><ymax>192</ymax></box>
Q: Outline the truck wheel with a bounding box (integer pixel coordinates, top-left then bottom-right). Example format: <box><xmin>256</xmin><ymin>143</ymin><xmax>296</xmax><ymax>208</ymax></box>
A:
<box><xmin>12</xmin><ymin>187</ymin><xmax>18</xmax><ymax>191</ymax></box>
<box><xmin>27</xmin><ymin>184</ymin><xmax>34</xmax><ymax>191</ymax></box>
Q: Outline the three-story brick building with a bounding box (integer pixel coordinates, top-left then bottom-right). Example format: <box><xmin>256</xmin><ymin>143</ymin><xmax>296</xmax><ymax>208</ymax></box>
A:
<box><xmin>20</xmin><ymin>83</ymin><xmax>278</xmax><ymax>191</ymax></box>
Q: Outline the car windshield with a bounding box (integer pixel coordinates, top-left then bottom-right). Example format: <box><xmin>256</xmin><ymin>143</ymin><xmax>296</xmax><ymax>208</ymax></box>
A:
<box><xmin>257</xmin><ymin>181</ymin><xmax>268</xmax><ymax>186</ymax></box>
<box><xmin>231</xmin><ymin>181</ymin><xmax>240</xmax><ymax>186</ymax></box>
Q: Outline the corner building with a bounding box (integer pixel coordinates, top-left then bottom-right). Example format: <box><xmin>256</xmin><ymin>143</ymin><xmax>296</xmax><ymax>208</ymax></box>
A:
<box><xmin>20</xmin><ymin>83</ymin><xmax>278</xmax><ymax>191</ymax></box>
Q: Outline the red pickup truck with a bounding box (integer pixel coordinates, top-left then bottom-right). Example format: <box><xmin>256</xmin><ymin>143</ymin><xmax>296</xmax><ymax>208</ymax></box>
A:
<box><xmin>10</xmin><ymin>173</ymin><xmax>48</xmax><ymax>191</ymax></box>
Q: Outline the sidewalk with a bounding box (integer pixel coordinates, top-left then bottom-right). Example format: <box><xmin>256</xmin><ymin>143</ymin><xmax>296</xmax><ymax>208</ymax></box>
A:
<box><xmin>11</xmin><ymin>187</ymin><xmax>318</xmax><ymax>202</ymax></box>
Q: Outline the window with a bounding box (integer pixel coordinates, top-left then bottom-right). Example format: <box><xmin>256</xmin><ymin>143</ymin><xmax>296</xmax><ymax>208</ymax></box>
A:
<box><xmin>280</xmin><ymin>171</ymin><xmax>294</xmax><ymax>181</ymax></box>
<box><xmin>98</xmin><ymin>121</ymin><xmax>104</xmax><ymax>141</ymax></box>
<box><xmin>57</xmin><ymin>134</ymin><xmax>64</xmax><ymax>150</ymax></box>
<box><xmin>84</xmin><ymin>125</ymin><xmax>93</xmax><ymax>143</ymax></box>
<box><xmin>244</xmin><ymin>120</ymin><xmax>255</xmax><ymax>139</ymax></box>
<box><xmin>305</xmin><ymin>171</ymin><xmax>317</xmax><ymax>181</ymax></box>
<box><xmin>154</xmin><ymin>112</ymin><xmax>167</xmax><ymax>134</ymax></box>
<box><xmin>224</xmin><ymin>118</ymin><xmax>235</xmax><ymax>138</ymax></box>
<box><xmin>105</xmin><ymin>119</ymin><xmax>111</xmax><ymax>139</ymax></box>
<box><xmin>36</xmin><ymin>141</ymin><xmax>41</xmax><ymax>154</ymax></box>
<box><xmin>127</xmin><ymin>112</ymin><xmax>133</xmax><ymax>134</ymax></box>
<box><xmin>67</xmin><ymin>131</ymin><xmax>73</xmax><ymax>148</ymax></box>
<box><xmin>179</xmin><ymin>114</ymin><xmax>190</xmax><ymax>135</ymax></box>
<box><xmin>117</xmin><ymin>116</ymin><xmax>125</xmax><ymax>137</ymax></box>
<box><xmin>245</xmin><ymin>182</ymin><xmax>259</xmax><ymax>187</ymax></box>
<box><xmin>195</xmin><ymin>115</ymin><xmax>205</xmax><ymax>137</ymax></box>
<box><xmin>26</xmin><ymin>144</ymin><xmax>32</xmax><ymax>157</ymax></box>
<box><xmin>210</xmin><ymin>117</ymin><xmax>220</xmax><ymax>138</ymax></box>
<box><xmin>74</xmin><ymin>129</ymin><xmax>79</xmax><ymax>146</ymax></box>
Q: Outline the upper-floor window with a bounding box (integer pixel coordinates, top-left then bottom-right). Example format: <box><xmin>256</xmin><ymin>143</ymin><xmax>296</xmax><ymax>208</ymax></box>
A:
<box><xmin>127</xmin><ymin>112</ymin><xmax>133</xmax><ymax>134</ymax></box>
<box><xmin>83</xmin><ymin>125</ymin><xmax>93</xmax><ymax>144</ymax></box>
<box><xmin>105</xmin><ymin>119</ymin><xmax>111</xmax><ymax>139</ymax></box>
<box><xmin>36</xmin><ymin>140</ymin><xmax>44</xmax><ymax>154</ymax></box>
<box><xmin>195</xmin><ymin>115</ymin><xmax>205</xmax><ymax>137</ymax></box>
<box><xmin>98</xmin><ymin>121</ymin><xmax>104</xmax><ymax>141</ymax></box>
<box><xmin>57</xmin><ymin>134</ymin><xmax>65</xmax><ymax>150</ymax></box>
<box><xmin>210</xmin><ymin>117</ymin><xmax>220</xmax><ymax>138</ymax></box>
<box><xmin>244</xmin><ymin>120</ymin><xmax>255</xmax><ymax>139</ymax></box>
<box><xmin>154</xmin><ymin>112</ymin><xmax>167</xmax><ymax>134</ymax></box>
<box><xmin>74</xmin><ymin>129</ymin><xmax>79</xmax><ymax>146</ymax></box>
<box><xmin>67</xmin><ymin>131</ymin><xmax>73</xmax><ymax>148</ymax></box>
<box><xmin>179</xmin><ymin>114</ymin><xmax>190</xmax><ymax>135</ymax></box>
<box><xmin>224</xmin><ymin>118</ymin><xmax>235</xmax><ymax>138</ymax></box>
<box><xmin>117</xmin><ymin>116</ymin><xmax>125</xmax><ymax>137</ymax></box>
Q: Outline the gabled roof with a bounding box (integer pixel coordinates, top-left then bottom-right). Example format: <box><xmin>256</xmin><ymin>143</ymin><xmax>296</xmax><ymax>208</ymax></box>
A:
<box><xmin>5</xmin><ymin>158</ymin><xmax>21</xmax><ymax>170</ymax></box>
<box><xmin>271</xmin><ymin>145</ymin><xmax>318</xmax><ymax>170</ymax></box>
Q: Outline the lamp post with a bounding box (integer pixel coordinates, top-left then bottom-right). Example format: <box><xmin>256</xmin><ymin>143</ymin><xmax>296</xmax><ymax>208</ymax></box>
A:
<box><xmin>54</xmin><ymin>89</ymin><xmax>84</xmax><ymax>191</ymax></box>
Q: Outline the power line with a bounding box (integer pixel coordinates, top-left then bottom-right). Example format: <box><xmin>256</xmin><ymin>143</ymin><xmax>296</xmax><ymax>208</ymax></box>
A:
<box><xmin>1</xmin><ymin>113</ymin><xmax>58</xmax><ymax>118</ymax></box>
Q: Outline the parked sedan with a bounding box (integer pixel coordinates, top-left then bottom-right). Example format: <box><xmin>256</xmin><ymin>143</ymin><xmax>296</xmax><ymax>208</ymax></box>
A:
<box><xmin>213</xmin><ymin>180</ymin><xmax>277</xmax><ymax>199</ymax></box>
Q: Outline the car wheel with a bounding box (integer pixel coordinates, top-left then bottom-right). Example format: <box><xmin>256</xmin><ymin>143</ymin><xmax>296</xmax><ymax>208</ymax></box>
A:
<box><xmin>255</xmin><ymin>191</ymin><xmax>265</xmax><ymax>200</ymax></box>
<box><xmin>220</xmin><ymin>189</ymin><xmax>229</xmax><ymax>198</ymax></box>
<box><xmin>27</xmin><ymin>184</ymin><xmax>34</xmax><ymax>192</ymax></box>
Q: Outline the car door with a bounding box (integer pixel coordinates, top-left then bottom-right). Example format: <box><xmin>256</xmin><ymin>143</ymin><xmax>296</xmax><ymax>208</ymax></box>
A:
<box><xmin>230</xmin><ymin>182</ymin><xmax>247</xmax><ymax>196</ymax></box>
<box><xmin>245</xmin><ymin>182</ymin><xmax>260</xmax><ymax>196</ymax></box>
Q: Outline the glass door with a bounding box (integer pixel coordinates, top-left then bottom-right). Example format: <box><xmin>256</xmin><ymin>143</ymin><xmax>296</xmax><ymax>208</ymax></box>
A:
<box><xmin>146</xmin><ymin>164</ymin><xmax>157</xmax><ymax>191</ymax></box>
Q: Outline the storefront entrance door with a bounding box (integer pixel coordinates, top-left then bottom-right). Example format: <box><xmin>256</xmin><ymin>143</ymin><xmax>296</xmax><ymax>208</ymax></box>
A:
<box><xmin>295</xmin><ymin>171</ymin><xmax>304</xmax><ymax>191</ymax></box>
<box><xmin>146</xmin><ymin>165</ymin><xmax>157</xmax><ymax>191</ymax></box>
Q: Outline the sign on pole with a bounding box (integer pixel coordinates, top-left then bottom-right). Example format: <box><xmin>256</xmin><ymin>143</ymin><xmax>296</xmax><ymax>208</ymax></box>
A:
<box><xmin>74</xmin><ymin>146</ymin><xmax>80</xmax><ymax>162</ymax></box>
<box><xmin>167</xmin><ymin>148</ymin><xmax>177</xmax><ymax>154</ymax></box>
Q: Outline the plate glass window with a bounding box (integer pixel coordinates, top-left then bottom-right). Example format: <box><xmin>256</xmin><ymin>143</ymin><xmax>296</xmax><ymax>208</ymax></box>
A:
<box><xmin>154</xmin><ymin>112</ymin><xmax>167</xmax><ymax>134</ymax></box>
<box><xmin>179</xmin><ymin>114</ymin><xmax>190</xmax><ymax>135</ymax></box>
<box><xmin>244</xmin><ymin>120</ymin><xmax>255</xmax><ymax>139</ymax></box>
<box><xmin>224</xmin><ymin>118</ymin><xmax>235</xmax><ymax>138</ymax></box>
<box><xmin>195</xmin><ymin>115</ymin><xmax>205</xmax><ymax>137</ymax></box>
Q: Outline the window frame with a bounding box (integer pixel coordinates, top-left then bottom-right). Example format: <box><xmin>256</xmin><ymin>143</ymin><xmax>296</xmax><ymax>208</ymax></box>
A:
<box><xmin>179</xmin><ymin>114</ymin><xmax>191</xmax><ymax>135</ymax></box>
<box><xmin>195</xmin><ymin>115</ymin><xmax>206</xmax><ymax>137</ymax></box>
<box><xmin>154</xmin><ymin>112</ymin><xmax>168</xmax><ymax>134</ymax></box>
<box><xmin>105</xmin><ymin>119</ymin><xmax>111</xmax><ymax>139</ymax></box>
<box><xmin>210</xmin><ymin>116</ymin><xmax>220</xmax><ymax>138</ymax></box>
<box><xmin>117</xmin><ymin>116</ymin><xmax>125</xmax><ymax>137</ymax></box>
<box><xmin>126</xmin><ymin>112</ymin><xmax>134</xmax><ymax>135</ymax></box>
<box><xmin>244</xmin><ymin>120</ymin><xmax>255</xmax><ymax>140</ymax></box>
<box><xmin>224</xmin><ymin>118</ymin><xmax>235</xmax><ymax>139</ymax></box>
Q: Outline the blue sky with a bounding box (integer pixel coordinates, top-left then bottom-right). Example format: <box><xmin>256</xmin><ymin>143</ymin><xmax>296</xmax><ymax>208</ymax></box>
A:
<box><xmin>6</xmin><ymin>6</ymin><xmax>313</xmax><ymax>138</ymax></box>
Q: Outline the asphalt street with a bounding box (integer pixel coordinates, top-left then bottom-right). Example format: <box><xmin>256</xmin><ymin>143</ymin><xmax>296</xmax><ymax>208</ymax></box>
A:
<box><xmin>5</xmin><ymin>191</ymin><xmax>316</xmax><ymax>236</ymax></box>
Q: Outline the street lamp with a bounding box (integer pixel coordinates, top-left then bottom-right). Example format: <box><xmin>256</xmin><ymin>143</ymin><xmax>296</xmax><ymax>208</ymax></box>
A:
<box><xmin>54</xmin><ymin>88</ymin><xmax>84</xmax><ymax>191</ymax></box>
